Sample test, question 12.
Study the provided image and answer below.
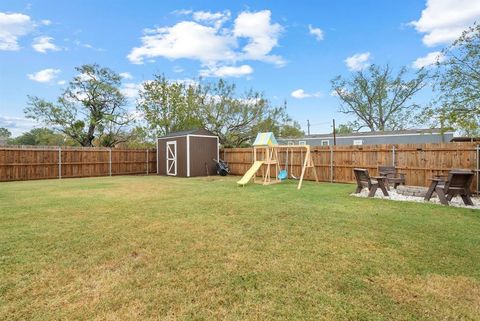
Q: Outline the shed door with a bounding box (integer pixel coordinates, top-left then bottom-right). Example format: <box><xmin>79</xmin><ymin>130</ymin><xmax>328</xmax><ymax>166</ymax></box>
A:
<box><xmin>166</xmin><ymin>141</ymin><xmax>177</xmax><ymax>176</ymax></box>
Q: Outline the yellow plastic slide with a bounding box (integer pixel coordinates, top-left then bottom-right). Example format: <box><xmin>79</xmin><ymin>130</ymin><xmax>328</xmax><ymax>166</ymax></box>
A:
<box><xmin>237</xmin><ymin>161</ymin><xmax>264</xmax><ymax>186</ymax></box>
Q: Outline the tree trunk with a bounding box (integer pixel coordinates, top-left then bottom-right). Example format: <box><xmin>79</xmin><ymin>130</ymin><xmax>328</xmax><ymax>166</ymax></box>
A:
<box><xmin>81</xmin><ymin>123</ymin><xmax>96</xmax><ymax>146</ymax></box>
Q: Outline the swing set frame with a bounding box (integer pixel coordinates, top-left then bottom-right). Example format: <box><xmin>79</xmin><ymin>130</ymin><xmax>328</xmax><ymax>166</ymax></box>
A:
<box><xmin>253</xmin><ymin>144</ymin><xmax>319</xmax><ymax>190</ymax></box>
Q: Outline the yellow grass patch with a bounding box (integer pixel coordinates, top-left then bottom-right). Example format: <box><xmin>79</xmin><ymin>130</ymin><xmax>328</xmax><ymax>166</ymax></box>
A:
<box><xmin>374</xmin><ymin>274</ymin><xmax>480</xmax><ymax>320</ymax></box>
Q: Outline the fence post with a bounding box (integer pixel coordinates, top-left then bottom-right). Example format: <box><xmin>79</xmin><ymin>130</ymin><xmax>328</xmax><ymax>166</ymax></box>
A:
<box><xmin>392</xmin><ymin>145</ymin><xmax>396</xmax><ymax>166</ymax></box>
<box><xmin>58</xmin><ymin>147</ymin><xmax>62</xmax><ymax>179</ymax></box>
<box><xmin>476</xmin><ymin>144</ymin><xmax>479</xmax><ymax>195</ymax></box>
<box><xmin>146</xmin><ymin>149</ymin><xmax>149</xmax><ymax>175</ymax></box>
<box><xmin>330</xmin><ymin>146</ymin><xmax>334</xmax><ymax>183</ymax></box>
<box><xmin>109</xmin><ymin>148</ymin><xmax>112</xmax><ymax>176</ymax></box>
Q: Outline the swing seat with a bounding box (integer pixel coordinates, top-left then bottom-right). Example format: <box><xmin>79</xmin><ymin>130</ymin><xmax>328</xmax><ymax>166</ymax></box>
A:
<box><xmin>278</xmin><ymin>169</ymin><xmax>288</xmax><ymax>180</ymax></box>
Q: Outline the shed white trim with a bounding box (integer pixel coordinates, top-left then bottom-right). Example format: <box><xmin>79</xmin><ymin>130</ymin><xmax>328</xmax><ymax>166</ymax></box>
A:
<box><xmin>166</xmin><ymin>141</ymin><xmax>177</xmax><ymax>176</ymax></box>
<box><xmin>157</xmin><ymin>134</ymin><xmax>217</xmax><ymax>140</ymax></box>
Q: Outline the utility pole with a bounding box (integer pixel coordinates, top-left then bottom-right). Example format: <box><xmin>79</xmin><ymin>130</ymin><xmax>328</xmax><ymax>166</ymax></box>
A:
<box><xmin>307</xmin><ymin>120</ymin><xmax>311</xmax><ymax>136</ymax></box>
<box><xmin>333</xmin><ymin>119</ymin><xmax>337</xmax><ymax>146</ymax></box>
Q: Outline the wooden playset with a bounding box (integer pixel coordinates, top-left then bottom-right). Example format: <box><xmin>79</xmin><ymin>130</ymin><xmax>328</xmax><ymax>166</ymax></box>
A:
<box><xmin>237</xmin><ymin>132</ymin><xmax>318</xmax><ymax>190</ymax></box>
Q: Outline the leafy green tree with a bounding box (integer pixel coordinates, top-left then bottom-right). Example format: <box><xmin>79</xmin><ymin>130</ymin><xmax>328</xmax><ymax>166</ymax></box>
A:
<box><xmin>335</xmin><ymin>123</ymin><xmax>354</xmax><ymax>134</ymax></box>
<box><xmin>331</xmin><ymin>64</ymin><xmax>428</xmax><ymax>131</ymax></box>
<box><xmin>136</xmin><ymin>75</ymin><xmax>203</xmax><ymax>140</ymax></box>
<box><xmin>198</xmin><ymin>80</ymin><xmax>300</xmax><ymax>146</ymax></box>
<box><xmin>250</xmin><ymin>101</ymin><xmax>303</xmax><ymax>139</ymax></box>
<box><xmin>422</xmin><ymin>23</ymin><xmax>480</xmax><ymax>135</ymax></box>
<box><xmin>25</xmin><ymin>64</ymin><xmax>132</xmax><ymax>147</ymax></box>
<box><xmin>0</xmin><ymin>128</ymin><xmax>11</xmax><ymax>138</ymax></box>
<box><xmin>10</xmin><ymin>128</ymin><xmax>78</xmax><ymax>146</ymax></box>
<box><xmin>278</xmin><ymin>121</ymin><xmax>304</xmax><ymax>138</ymax></box>
<box><xmin>138</xmin><ymin>77</ymin><xmax>300</xmax><ymax>147</ymax></box>
<box><xmin>105</xmin><ymin>127</ymin><xmax>155</xmax><ymax>148</ymax></box>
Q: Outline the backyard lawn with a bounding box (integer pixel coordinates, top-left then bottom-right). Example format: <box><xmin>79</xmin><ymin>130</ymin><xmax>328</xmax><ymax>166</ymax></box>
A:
<box><xmin>1</xmin><ymin>176</ymin><xmax>480</xmax><ymax>320</ymax></box>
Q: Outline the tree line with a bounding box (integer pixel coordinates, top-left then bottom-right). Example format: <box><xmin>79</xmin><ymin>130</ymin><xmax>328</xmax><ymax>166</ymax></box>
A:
<box><xmin>3</xmin><ymin>66</ymin><xmax>303</xmax><ymax>148</ymax></box>
<box><xmin>1</xmin><ymin>23</ymin><xmax>479</xmax><ymax>147</ymax></box>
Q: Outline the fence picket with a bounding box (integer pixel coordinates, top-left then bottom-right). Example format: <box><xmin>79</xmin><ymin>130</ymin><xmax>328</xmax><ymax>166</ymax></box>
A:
<box><xmin>0</xmin><ymin>146</ymin><xmax>157</xmax><ymax>182</ymax></box>
<box><xmin>222</xmin><ymin>142</ymin><xmax>478</xmax><ymax>192</ymax></box>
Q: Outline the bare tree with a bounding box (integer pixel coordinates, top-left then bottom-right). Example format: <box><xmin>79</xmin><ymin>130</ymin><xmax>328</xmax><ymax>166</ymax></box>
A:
<box><xmin>25</xmin><ymin>64</ymin><xmax>131</xmax><ymax>147</ymax></box>
<box><xmin>331</xmin><ymin>64</ymin><xmax>428</xmax><ymax>131</ymax></box>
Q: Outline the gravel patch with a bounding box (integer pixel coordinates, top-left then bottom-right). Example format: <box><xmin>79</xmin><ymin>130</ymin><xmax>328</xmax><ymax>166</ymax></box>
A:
<box><xmin>351</xmin><ymin>188</ymin><xmax>480</xmax><ymax>210</ymax></box>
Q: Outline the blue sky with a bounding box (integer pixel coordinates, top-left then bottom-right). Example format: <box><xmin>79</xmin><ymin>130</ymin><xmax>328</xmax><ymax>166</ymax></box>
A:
<box><xmin>1</xmin><ymin>0</ymin><xmax>479</xmax><ymax>136</ymax></box>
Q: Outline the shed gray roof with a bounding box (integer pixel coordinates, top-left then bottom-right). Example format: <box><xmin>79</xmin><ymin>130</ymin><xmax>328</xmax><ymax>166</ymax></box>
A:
<box><xmin>280</xmin><ymin>128</ymin><xmax>454</xmax><ymax>140</ymax></box>
<box><xmin>158</xmin><ymin>128</ymin><xmax>216</xmax><ymax>139</ymax></box>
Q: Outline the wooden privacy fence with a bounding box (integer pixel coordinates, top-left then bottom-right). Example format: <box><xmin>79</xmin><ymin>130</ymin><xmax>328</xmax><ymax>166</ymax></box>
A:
<box><xmin>0</xmin><ymin>146</ymin><xmax>157</xmax><ymax>182</ymax></box>
<box><xmin>222</xmin><ymin>143</ymin><xmax>480</xmax><ymax>193</ymax></box>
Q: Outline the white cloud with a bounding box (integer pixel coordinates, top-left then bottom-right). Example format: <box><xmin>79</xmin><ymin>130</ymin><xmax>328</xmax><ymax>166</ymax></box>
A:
<box><xmin>128</xmin><ymin>21</ymin><xmax>236</xmax><ymax>65</ymax></box>
<box><xmin>345</xmin><ymin>52</ymin><xmax>371</xmax><ymax>71</ymax></box>
<box><xmin>331</xmin><ymin>87</ymin><xmax>352</xmax><ymax>98</ymax></box>
<box><xmin>193</xmin><ymin>10</ymin><xmax>229</xmax><ymax>22</ymax></box>
<box><xmin>128</xmin><ymin>10</ymin><xmax>284</xmax><ymax>76</ymax></box>
<box><xmin>291</xmin><ymin>89</ymin><xmax>322</xmax><ymax>99</ymax></box>
<box><xmin>172</xmin><ymin>9</ymin><xmax>193</xmax><ymax>16</ymax></box>
<box><xmin>192</xmin><ymin>10</ymin><xmax>231</xmax><ymax>28</ymax></box>
<box><xmin>0</xmin><ymin>12</ymin><xmax>33</xmax><ymax>51</ymax></box>
<box><xmin>308</xmin><ymin>24</ymin><xmax>324</xmax><ymax>41</ymax></box>
<box><xmin>41</xmin><ymin>19</ymin><xmax>51</xmax><ymax>25</ymax></box>
<box><xmin>32</xmin><ymin>36</ymin><xmax>60</xmax><ymax>53</ymax></box>
<box><xmin>67</xmin><ymin>39</ymin><xmax>104</xmax><ymax>51</ymax></box>
<box><xmin>27</xmin><ymin>68</ymin><xmax>61</xmax><ymax>83</ymax></box>
<box><xmin>172</xmin><ymin>78</ymin><xmax>197</xmax><ymax>87</ymax></box>
<box><xmin>121</xmin><ymin>82</ymin><xmax>143</xmax><ymax>99</ymax></box>
<box><xmin>77</xmin><ymin>72</ymin><xmax>94</xmax><ymax>82</ymax></box>
<box><xmin>233</xmin><ymin>10</ymin><xmax>284</xmax><ymax>66</ymax></box>
<box><xmin>411</xmin><ymin>0</ymin><xmax>480</xmax><ymax>47</ymax></box>
<box><xmin>119</xmin><ymin>72</ymin><xmax>133</xmax><ymax>80</ymax></box>
<box><xmin>0</xmin><ymin>115</ymin><xmax>38</xmax><ymax>136</ymax></box>
<box><xmin>412</xmin><ymin>51</ymin><xmax>445</xmax><ymax>68</ymax></box>
<box><xmin>57</xmin><ymin>80</ymin><xmax>66</xmax><ymax>85</ymax></box>
<box><xmin>200</xmin><ymin>64</ymin><xmax>253</xmax><ymax>77</ymax></box>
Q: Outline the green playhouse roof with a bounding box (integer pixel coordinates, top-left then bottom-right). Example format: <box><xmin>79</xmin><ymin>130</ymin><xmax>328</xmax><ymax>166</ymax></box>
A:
<box><xmin>253</xmin><ymin>132</ymin><xmax>278</xmax><ymax>146</ymax></box>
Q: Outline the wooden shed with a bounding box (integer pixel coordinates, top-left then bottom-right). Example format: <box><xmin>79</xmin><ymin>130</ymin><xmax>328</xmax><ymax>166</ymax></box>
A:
<box><xmin>157</xmin><ymin>129</ymin><xmax>219</xmax><ymax>177</ymax></box>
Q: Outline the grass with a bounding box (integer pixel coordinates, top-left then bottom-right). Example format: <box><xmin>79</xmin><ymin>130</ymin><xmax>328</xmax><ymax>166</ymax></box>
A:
<box><xmin>1</xmin><ymin>175</ymin><xmax>479</xmax><ymax>320</ymax></box>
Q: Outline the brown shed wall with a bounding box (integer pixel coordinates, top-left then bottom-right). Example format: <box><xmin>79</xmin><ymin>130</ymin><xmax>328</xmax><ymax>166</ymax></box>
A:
<box><xmin>157</xmin><ymin>136</ymin><xmax>187</xmax><ymax>177</ymax></box>
<box><xmin>189</xmin><ymin>136</ymin><xmax>218</xmax><ymax>176</ymax></box>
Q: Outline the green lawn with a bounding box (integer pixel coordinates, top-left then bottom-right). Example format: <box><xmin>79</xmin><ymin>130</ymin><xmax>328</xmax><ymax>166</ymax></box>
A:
<box><xmin>1</xmin><ymin>176</ymin><xmax>479</xmax><ymax>320</ymax></box>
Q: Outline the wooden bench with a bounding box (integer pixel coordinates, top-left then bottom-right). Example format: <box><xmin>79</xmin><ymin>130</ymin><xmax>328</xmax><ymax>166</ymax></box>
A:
<box><xmin>424</xmin><ymin>170</ymin><xmax>474</xmax><ymax>206</ymax></box>
<box><xmin>378</xmin><ymin>166</ymin><xmax>406</xmax><ymax>190</ymax></box>
<box><xmin>353</xmin><ymin>168</ymin><xmax>389</xmax><ymax>197</ymax></box>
